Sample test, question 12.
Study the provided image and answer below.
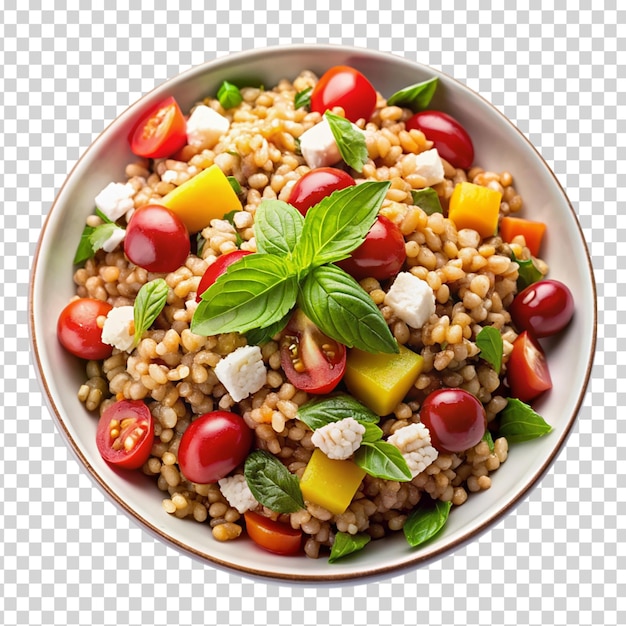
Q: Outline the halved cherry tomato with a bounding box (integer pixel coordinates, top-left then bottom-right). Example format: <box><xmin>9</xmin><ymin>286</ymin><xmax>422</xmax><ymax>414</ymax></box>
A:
<box><xmin>279</xmin><ymin>309</ymin><xmax>346</xmax><ymax>395</ymax></box>
<box><xmin>196</xmin><ymin>250</ymin><xmax>252</xmax><ymax>302</ymax></box>
<box><xmin>406</xmin><ymin>110</ymin><xmax>474</xmax><ymax>169</ymax></box>
<box><xmin>337</xmin><ymin>215</ymin><xmax>406</xmax><ymax>281</ymax></box>
<box><xmin>506</xmin><ymin>331</ymin><xmax>553</xmax><ymax>402</ymax></box>
<box><xmin>96</xmin><ymin>400</ymin><xmax>154</xmax><ymax>470</ymax></box>
<box><xmin>130</xmin><ymin>96</ymin><xmax>187</xmax><ymax>159</ymax></box>
<box><xmin>57</xmin><ymin>298</ymin><xmax>114</xmax><ymax>360</ymax></box>
<box><xmin>419</xmin><ymin>388</ymin><xmax>487</xmax><ymax>454</ymax></box>
<box><xmin>288</xmin><ymin>167</ymin><xmax>355</xmax><ymax>216</ymax></box>
<box><xmin>244</xmin><ymin>510</ymin><xmax>303</xmax><ymax>556</ymax></box>
<box><xmin>310</xmin><ymin>65</ymin><xmax>377</xmax><ymax>123</ymax></box>
<box><xmin>124</xmin><ymin>204</ymin><xmax>190</xmax><ymax>274</ymax></box>
<box><xmin>177</xmin><ymin>411</ymin><xmax>253</xmax><ymax>484</ymax></box>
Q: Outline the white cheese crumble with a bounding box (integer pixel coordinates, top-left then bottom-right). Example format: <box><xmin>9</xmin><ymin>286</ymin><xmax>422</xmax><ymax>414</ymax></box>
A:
<box><xmin>310</xmin><ymin>417</ymin><xmax>366</xmax><ymax>460</ymax></box>
<box><xmin>412</xmin><ymin>148</ymin><xmax>445</xmax><ymax>186</ymax></box>
<box><xmin>101</xmin><ymin>305</ymin><xmax>135</xmax><ymax>352</ymax></box>
<box><xmin>218</xmin><ymin>474</ymin><xmax>259</xmax><ymax>514</ymax></box>
<box><xmin>186</xmin><ymin>104</ymin><xmax>230</xmax><ymax>148</ymax></box>
<box><xmin>387</xmin><ymin>423</ymin><xmax>439</xmax><ymax>478</ymax></box>
<box><xmin>214</xmin><ymin>345</ymin><xmax>267</xmax><ymax>402</ymax></box>
<box><xmin>298</xmin><ymin>117</ymin><xmax>365</xmax><ymax>169</ymax></box>
<box><xmin>383</xmin><ymin>271</ymin><xmax>436</xmax><ymax>330</ymax></box>
<box><xmin>94</xmin><ymin>182</ymin><xmax>135</xmax><ymax>222</ymax></box>
<box><xmin>101</xmin><ymin>227</ymin><xmax>125</xmax><ymax>252</ymax></box>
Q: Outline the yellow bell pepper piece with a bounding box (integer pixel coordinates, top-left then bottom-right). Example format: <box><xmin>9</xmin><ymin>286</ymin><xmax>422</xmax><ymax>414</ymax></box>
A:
<box><xmin>343</xmin><ymin>345</ymin><xmax>424</xmax><ymax>416</ymax></box>
<box><xmin>448</xmin><ymin>181</ymin><xmax>502</xmax><ymax>239</ymax></box>
<box><xmin>300</xmin><ymin>449</ymin><xmax>366</xmax><ymax>515</ymax></box>
<box><xmin>160</xmin><ymin>163</ymin><xmax>241</xmax><ymax>233</ymax></box>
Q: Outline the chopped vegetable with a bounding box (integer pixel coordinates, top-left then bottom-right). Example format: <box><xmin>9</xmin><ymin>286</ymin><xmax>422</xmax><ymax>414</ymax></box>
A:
<box><xmin>448</xmin><ymin>181</ymin><xmax>502</xmax><ymax>238</ymax></box>
<box><xmin>499</xmin><ymin>215</ymin><xmax>546</xmax><ymax>257</ymax></box>
<box><xmin>217</xmin><ymin>80</ymin><xmax>243</xmax><ymax>109</ymax></box>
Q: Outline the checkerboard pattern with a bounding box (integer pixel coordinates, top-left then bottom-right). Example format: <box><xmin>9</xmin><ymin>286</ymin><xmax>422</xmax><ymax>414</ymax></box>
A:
<box><xmin>2</xmin><ymin>2</ymin><xmax>623</xmax><ymax>625</ymax></box>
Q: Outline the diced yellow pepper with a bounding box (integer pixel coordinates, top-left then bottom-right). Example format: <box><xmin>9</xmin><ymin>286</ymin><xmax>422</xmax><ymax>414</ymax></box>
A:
<box><xmin>160</xmin><ymin>163</ymin><xmax>241</xmax><ymax>233</ymax></box>
<box><xmin>343</xmin><ymin>345</ymin><xmax>424</xmax><ymax>416</ymax></box>
<box><xmin>300</xmin><ymin>449</ymin><xmax>366</xmax><ymax>515</ymax></box>
<box><xmin>448</xmin><ymin>181</ymin><xmax>502</xmax><ymax>239</ymax></box>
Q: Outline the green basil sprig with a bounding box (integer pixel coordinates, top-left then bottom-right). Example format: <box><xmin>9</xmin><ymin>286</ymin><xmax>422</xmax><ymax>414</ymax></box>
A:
<box><xmin>297</xmin><ymin>394</ymin><xmax>380</xmax><ymax>430</ymax></box>
<box><xmin>328</xmin><ymin>532</ymin><xmax>371</xmax><ymax>563</ymax></box>
<box><xmin>354</xmin><ymin>441</ymin><xmax>413</xmax><ymax>482</ymax></box>
<box><xmin>403</xmin><ymin>499</ymin><xmax>451</xmax><ymax>548</ymax></box>
<box><xmin>132</xmin><ymin>278</ymin><xmax>169</xmax><ymax>347</ymax></box>
<box><xmin>499</xmin><ymin>398</ymin><xmax>552</xmax><ymax>443</ymax></box>
<box><xmin>387</xmin><ymin>77</ymin><xmax>438</xmax><ymax>112</ymax></box>
<box><xmin>411</xmin><ymin>188</ymin><xmax>443</xmax><ymax>216</ymax></box>
<box><xmin>476</xmin><ymin>326</ymin><xmax>504</xmax><ymax>374</ymax></box>
<box><xmin>294</xmin><ymin>87</ymin><xmax>312</xmax><ymax>110</ymax></box>
<box><xmin>73</xmin><ymin>209</ymin><xmax>125</xmax><ymax>265</ymax></box>
<box><xmin>217</xmin><ymin>80</ymin><xmax>243</xmax><ymax>109</ymax></box>
<box><xmin>512</xmin><ymin>253</ymin><xmax>544</xmax><ymax>290</ymax></box>
<box><xmin>324</xmin><ymin>110</ymin><xmax>368</xmax><ymax>172</ymax></box>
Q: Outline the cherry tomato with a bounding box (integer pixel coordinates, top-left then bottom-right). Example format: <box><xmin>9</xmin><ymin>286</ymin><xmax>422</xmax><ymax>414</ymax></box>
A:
<box><xmin>244</xmin><ymin>510</ymin><xmax>303</xmax><ymax>556</ymax></box>
<box><xmin>509</xmin><ymin>279</ymin><xmax>574</xmax><ymax>338</ymax></box>
<box><xmin>96</xmin><ymin>400</ymin><xmax>154</xmax><ymax>470</ymax></box>
<box><xmin>130</xmin><ymin>96</ymin><xmax>187</xmax><ymax>159</ymax></box>
<box><xmin>506</xmin><ymin>330</ymin><xmax>553</xmax><ymax>402</ymax></box>
<box><xmin>419</xmin><ymin>388</ymin><xmax>487</xmax><ymax>454</ymax></box>
<box><xmin>337</xmin><ymin>215</ymin><xmax>406</xmax><ymax>281</ymax></box>
<box><xmin>177</xmin><ymin>411</ymin><xmax>253</xmax><ymax>484</ymax></box>
<box><xmin>124</xmin><ymin>204</ymin><xmax>190</xmax><ymax>274</ymax></box>
<box><xmin>310</xmin><ymin>65</ymin><xmax>377</xmax><ymax>123</ymax></box>
<box><xmin>279</xmin><ymin>309</ymin><xmax>346</xmax><ymax>395</ymax></box>
<box><xmin>406</xmin><ymin>111</ymin><xmax>474</xmax><ymax>169</ymax></box>
<box><xmin>288</xmin><ymin>167</ymin><xmax>355</xmax><ymax>216</ymax></box>
<box><xmin>196</xmin><ymin>250</ymin><xmax>252</xmax><ymax>302</ymax></box>
<box><xmin>57</xmin><ymin>298</ymin><xmax>114</xmax><ymax>360</ymax></box>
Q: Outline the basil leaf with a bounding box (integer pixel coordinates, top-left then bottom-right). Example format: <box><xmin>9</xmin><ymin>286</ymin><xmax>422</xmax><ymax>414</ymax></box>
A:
<box><xmin>191</xmin><ymin>253</ymin><xmax>298</xmax><ymax>336</ymax></box>
<box><xmin>411</xmin><ymin>188</ymin><xmax>443</xmax><ymax>216</ymax></box>
<box><xmin>298</xmin><ymin>264</ymin><xmax>398</xmax><ymax>354</ymax></box>
<box><xmin>294</xmin><ymin>87</ymin><xmax>312</xmax><ymax>110</ymax></box>
<box><xmin>324</xmin><ymin>110</ymin><xmax>368</xmax><ymax>172</ymax></box>
<box><xmin>89</xmin><ymin>222</ymin><xmax>125</xmax><ymax>253</ymax></box>
<box><xmin>387</xmin><ymin>77</ymin><xmax>438</xmax><ymax>112</ymax></box>
<box><xmin>94</xmin><ymin>208</ymin><xmax>114</xmax><ymax>224</ymax></box>
<box><xmin>244</xmin><ymin>312</ymin><xmax>290</xmax><ymax>346</ymax></box>
<box><xmin>297</xmin><ymin>180</ymin><xmax>390</xmax><ymax>269</ymax></box>
<box><xmin>244</xmin><ymin>450</ymin><xmax>304</xmax><ymax>514</ymax></box>
<box><xmin>476</xmin><ymin>326</ymin><xmax>503</xmax><ymax>374</ymax></box>
<box><xmin>226</xmin><ymin>176</ymin><xmax>243</xmax><ymax>196</ymax></box>
<box><xmin>221</xmin><ymin>210</ymin><xmax>244</xmax><ymax>247</ymax></box>
<box><xmin>73</xmin><ymin>224</ymin><xmax>96</xmax><ymax>264</ymax></box>
<box><xmin>482</xmin><ymin>429</ymin><xmax>495</xmax><ymax>452</ymax></box>
<box><xmin>328</xmin><ymin>532</ymin><xmax>371</xmax><ymax>564</ymax></box>
<box><xmin>133</xmin><ymin>278</ymin><xmax>169</xmax><ymax>346</ymax></box>
<box><xmin>297</xmin><ymin>394</ymin><xmax>380</xmax><ymax>431</ymax></box>
<box><xmin>254</xmin><ymin>199</ymin><xmax>304</xmax><ymax>258</ymax></box>
<box><xmin>514</xmin><ymin>255</ymin><xmax>544</xmax><ymax>290</ymax></box>
<box><xmin>354</xmin><ymin>441</ymin><xmax>412</xmax><ymax>482</ymax></box>
<box><xmin>499</xmin><ymin>398</ymin><xmax>552</xmax><ymax>443</ymax></box>
<box><xmin>217</xmin><ymin>80</ymin><xmax>243</xmax><ymax>109</ymax></box>
<box><xmin>403</xmin><ymin>499</ymin><xmax>451</xmax><ymax>548</ymax></box>
<box><xmin>361</xmin><ymin>422</ymin><xmax>384</xmax><ymax>443</ymax></box>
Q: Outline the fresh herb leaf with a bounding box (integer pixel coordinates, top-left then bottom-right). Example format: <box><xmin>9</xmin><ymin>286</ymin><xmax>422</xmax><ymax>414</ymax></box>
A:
<box><xmin>354</xmin><ymin>441</ymin><xmax>412</xmax><ymax>482</ymax></box>
<box><xmin>217</xmin><ymin>80</ymin><xmax>243</xmax><ymax>109</ymax></box>
<box><xmin>513</xmin><ymin>254</ymin><xmax>544</xmax><ymax>290</ymax></box>
<box><xmin>244</xmin><ymin>313</ymin><xmax>290</xmax><ymax>346</ymax></box>
<box><xmin>227</xmin><ymin>176</ymin><xmax>243</xmax><ymax>196</ymax></box>
<box><xmin>476</xmin><ymin>326</ymin><xmax>504</xmax><ymax>374</ymax></box>
<box><xmin>294</xmin><ymin>86</ymin><xmax>312</xmax><ymax>110</ymax></box>
<box><xmin>133</xmin><ymin>278</ymin><xmax>169</xmax><ymax>347</ymax></box>
<box><xmin>482</xmin><ymin>429</ymin><xmax>495</xmax><ymax>452</ymax></box>
<box><xmin>196</xmin><ymin>232</ymin><xmax>207</xmax><ymax>257</ymax></box>
<box><xmin>89</xmin><ymin>222</ymin><xmax>124</xmax><ymax>252</ymax></box>
<box><xmin>254</xmin><ymin>199</ymin><xmax>304</xmax><ymax>258</ymax></box>
<box><xmin>411</xmin><ymin>187</ymin><xmax>443</xmax><ymax>215</ymax></box>
<box><xmin>298</xmin><ymin>264</ymin><xmax>398</xmax><ymax>354</ymax></box>
<box><xmin>297</xmin><ymin>394</ymin><xmax>381</xmax><ymax>428</ymax></box>
<box><xmin>73</xmin><ymin>225</ymin><xmax>97</xmax><ymax>264</ymax></box>
<box><xmin>499</xmin><ymin>398</ymin><xmax>552</xmax><ymax>443</ymax></box>
<box><xmin>244</xmin><ymin>450</ymin><xmax>304</xmax><ymax>514</ymax></box>
<box><xmin>221</xmin><ymin>210</ymin><xmax>244</xmax><ymax>247</ymax></box>
<box><xmin>328</xmin><ymin>532</ymin><xmax>371</xmax><ymax>563</ymax></box>
<box><xmin>324</xmin><ymin>110</ymin><xmax>368</xmax><ymax>172</ymax></box>
<box><xmin>387</xmin><ymin>77</ymin><xmax>438</xmax><ymax>112</ymax></box>
<box><xmin>74</xmin><ymin>208</ymin><xmax>125</xmax><ymax>264</ymax></box>
<box><xmin>403</xmin><ymin>498</ymin><xmax>451</xmax><ymax>547</ymax></box>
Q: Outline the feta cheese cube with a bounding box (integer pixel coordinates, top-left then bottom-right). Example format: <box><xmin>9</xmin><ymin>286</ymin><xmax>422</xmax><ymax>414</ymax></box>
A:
<box><xmin>101</xmin><ymin>226</ymin><xmax>125</xmax><ymax>252</ymax></box>
<box><xmin>186</xmin><ymin>104</ymin><xmax>230</xmax><ymax>148</ymax></box>
<box><xmin>384</xmin><ymin>271</ymin><xmax>436</xmax><ymax>330</ymax></box>
<box><xmin>218</xmin><ymin>474</ymin><xmax>259</xmax><ymax>514</ymax></box>
<box><xmin>299</xmin><ymin>118</ymin><xmax>365</xmax><ymax>169</ymax></box>
<box><xmin>310</xmin><ymin>417</ymin><xmax>366</xmax><ymax>460</ymax></box>
<box><xmin>214</xmin><ymin>345</ymin><xmax>267</xmax><ymax>402</ymax></box>
<box><xmin>387</xmin><ymin>423</ymin><xmax>438</xmax><ymax>478</ymax></box>
<box><xmin>94</xmin><ymin>182</ymin><xmax>135</xmax><ymax>222</ymax></box>
<box><xmin>101</xmin><ymin>305</ymin><xmax>135</xmax><ymax>352</ymax></box>
<box><xmin>413</xmin><ymin>148</ymin><xmax>445</xmax><ymax>186</ymax></box>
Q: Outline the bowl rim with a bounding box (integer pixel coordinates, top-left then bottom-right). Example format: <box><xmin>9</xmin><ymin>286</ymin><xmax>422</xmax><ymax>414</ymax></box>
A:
<box><xmin>29</xmin><ymin>43</ymin><xmax>597</xmax><ymax>583</ymax></box>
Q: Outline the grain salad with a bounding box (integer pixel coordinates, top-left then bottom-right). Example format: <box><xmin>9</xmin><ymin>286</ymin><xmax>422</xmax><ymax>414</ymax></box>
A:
<box><xmin>58</xmin><ymin>65</ymin><xmax>570</xmax><ymax>562</ymax></box>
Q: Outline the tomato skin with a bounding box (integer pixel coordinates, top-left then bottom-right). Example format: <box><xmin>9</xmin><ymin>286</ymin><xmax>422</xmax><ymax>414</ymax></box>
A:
<box><xmin>288</xmin><ymin>167</ymin><xmax>355</xmax><ymax>216</ymax></box>
<box><xmin>177</xmin><ymin>411</ymin><xmax>253</xmax><ymax>484</ymax></box>
<box><xmin>244</xmin><ymin>511</ymin><xmax>303</xmax><ymax>556</ymax></box>
<box><xmin>509</xmin><ymin>279</ymin><xmax>574</xmax><ymax>338</ymax></box>
<box><xmin>419</xmin><ymin>388</ymin><xmax>487</xmax><ymax>454</ymax></box>
<box><xmin>310</xmin><ymin>65</ymin><xmax>377</xmax><ymax>123</ymax></box>
<box><xmin>57</xmin><ymin>298</ymin><xmax>114</xmax><ymax>360</ymax></box>
<box><xmin>130</xmin><ymin>96</ymin><xmax>187</xmax><ymax>159</ymax></box>
<box><xmin>196</xmin><ymin>250</ymin><xmax>252</xmax><ymax>302</ymax></box>
<box><xmin>337</xmin><ymin>215</ymin><xmax>406</xmax><ymax>281</ymax></box>
<box><xmin>124</xmin><ymin>204</ymin><xmax>190</xmax><ymax>273</ymax></box>
<box><xmin>406</xmin><ymin>111</ymin><xmax>474</xmax><ymax>169</ymax></box>
<box><xmin>279</xmin><ymin>309</ymin><xmax>347</xmax><ymax>395</ymax></box>
<box><xmin>96</xmin><ymin>400</ymin><xmax>154</xmax><ymax>470</ymax></box>
<box><xmin>506</xmin><ymin>331</ymin><xmax>553</xmax><ymax>402</ymax></box>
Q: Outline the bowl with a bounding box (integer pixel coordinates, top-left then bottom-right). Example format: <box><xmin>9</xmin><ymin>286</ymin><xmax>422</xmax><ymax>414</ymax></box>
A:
<box><xmin>30</xmin><ymin>44</ymin><xmax>596</xmax><ymax>582</ymax></box>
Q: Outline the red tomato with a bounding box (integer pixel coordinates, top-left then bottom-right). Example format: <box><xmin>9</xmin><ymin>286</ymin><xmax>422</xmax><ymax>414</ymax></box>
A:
<box><xmin>177</xmin><ymin>411</ymin><xmax>253</xmax><ymax>484</ymax></box>
<box><xmin>130</xmin><ymin>96</ymin><xmax>187</xmax><ymax>159</ymax></box>
<box><xmin>509</xmin><ymin>279</ymin><xmax>574</xmax><ymax>338</ymax></box>
<box><xmin>96</xmin><ymin>400</ymin><xmax>154</xmax><ymax>470</ymax></box>
<box><xmin>124</xmin><ymin>204</ymin><xmax>190</xmax><ymax>274</ymax></box>
<box><xmin>406</xmin><ymin>111</ymin><xmax>474</xmax><ymax>169</ymax></box>
<box><xmin>244</xmin><ymin>510</ymin><xmax>303</xmax><ymax>556</ymax></box>
<box><xmin>310</xmin><ymin>65</ymin><xmax>377</xmax><ymax>123</ymax></box>
<box><xmin>420</xmin><ymin>388</ymin><xmax>487</xmax><ymax>454</ymax></box>
<box><xmin>506</xmin><ymin>331</ymin><xmax>553</xmax><ymax>402</ymax></box>
<box><xmin>288</xmin><ymin>167</ymin><xmax>355</xmax><ymax>216</ymax></box>
<box><xmin>337</xmin><ymin>215</ymin><xmax>406</xmax><ymax>281</ymax></box>
<box><xmin>196</xmin><ymin>250</ymin><xmax>252</xmax><ymax>302</ymax></box>
<box><xmin>279</xmin><ymin>309</ymin><xmax>346</xmax><ymax>395</ymax></box>
<box><xmin>57</xmin><ymin>298</ymin><xmax>114</xmax><ymax>360</ymax></box>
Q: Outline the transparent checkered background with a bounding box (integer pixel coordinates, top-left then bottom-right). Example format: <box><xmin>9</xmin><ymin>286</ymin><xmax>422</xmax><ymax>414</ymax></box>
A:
<box><xmin>2</xmin><ymin>1</ymin><xmax>623</xmax><ymax>625</ymax></box>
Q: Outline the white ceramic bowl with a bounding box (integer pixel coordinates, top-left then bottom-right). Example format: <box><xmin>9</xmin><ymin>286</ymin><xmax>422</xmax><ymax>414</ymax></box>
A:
<box><xmin>30</xmin><ymin>45</ymin><xmax>596</xmax><ymax>582</ymax></box>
